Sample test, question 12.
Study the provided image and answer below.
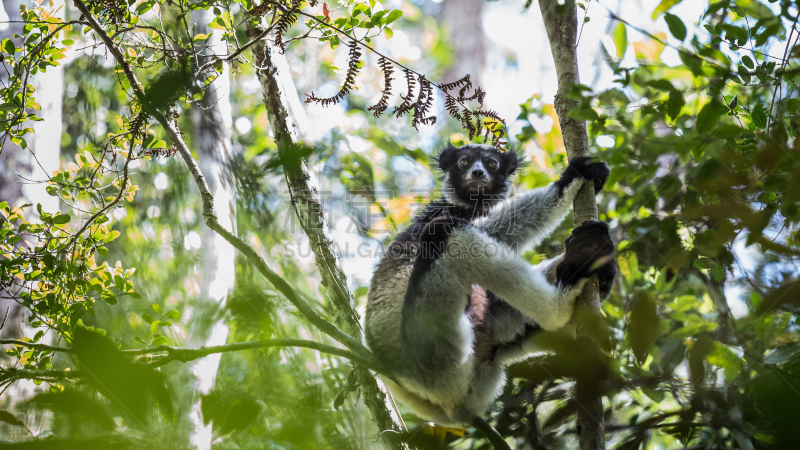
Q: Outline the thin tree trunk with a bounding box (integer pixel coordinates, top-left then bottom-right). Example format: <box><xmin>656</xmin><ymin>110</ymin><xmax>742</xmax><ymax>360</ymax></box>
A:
<box><xmin>245</xmin><ymin>21</ymin><xmax>407</xmax><ymax>449</ymax></box>
<box><xmin>187</xmin><ymin>8</ymin><xmax>235</xmax><ymax>449</ymax></box>
<box><xmin>439</xmin><ymin>0</ymin><xmax>486</xmax><ymax>83</ymax></box>
<box><xmin>538</xmin><ymin>1</ymin><xmax>605</xmax><ymax>449</ymax></box>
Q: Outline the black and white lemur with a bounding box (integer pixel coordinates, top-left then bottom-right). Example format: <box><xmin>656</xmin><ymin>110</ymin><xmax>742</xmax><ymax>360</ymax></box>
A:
<box><xmin>364</xmin><ymin>143</ymin><xmax>617</xmax><ymax>426</ymax></box>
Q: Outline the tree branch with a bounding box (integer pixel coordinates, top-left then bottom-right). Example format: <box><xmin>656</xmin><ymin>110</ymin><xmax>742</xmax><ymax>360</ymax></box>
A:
<box><xmin>132</xmin><ymin>338</ymin><xmax>381</xmax><ymax>370</ymax></box>
<box><xmin>245</xmin><ymin>18</ymin><xmax>408</xmax><ymax>447</ymax></box>
<box><xmin>538</xmin><ymin>1</ymin><xmax>605</xmax><ymax>449</ymax></box>
<box><xmin>471</xmin><ymin>415</ymin><xmax>512</xmax><ymax>450</ymax></box>
<box><xmin>0</xmin><ymin>339</ymin><xmax>72</xmax><ymax>353</ymax></box>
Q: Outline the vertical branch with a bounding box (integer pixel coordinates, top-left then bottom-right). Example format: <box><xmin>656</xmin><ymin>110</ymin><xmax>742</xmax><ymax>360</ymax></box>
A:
<box><xmin>244</xmin><ymin>20</ymin><xmax>407</xmax><ymax>448</ymax></box>
<box><xmin>537</xmin><ymin>1</ymin><xmax>605</xmax><ymax>449</ymax></box>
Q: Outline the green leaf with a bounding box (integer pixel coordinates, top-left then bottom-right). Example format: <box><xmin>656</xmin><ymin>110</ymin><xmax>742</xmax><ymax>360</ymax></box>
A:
<box><xmin>710</xmin><ymin>264</ymin><xmax>725</xmax><ymax>281</ymax></box>
<box><xmin>667</xmin><ymin>90</ymin><xmax>685</xmax><ymax>119</ymax></box>
<box><xmin>787</xmin><ymin>98</ymin><xmax>800</xmax><ymax>114</ymax></box>
<box><xmin>97</xmin><ymin>246</ymin><xmax>108</xmax><ymax>258</ymax></box>
<box><xmin>664</xmin><ymin>13</ymin><xmax>687</xmax><ymax>41</ymax></box>
<box><xmin>628</xmin><ymin>292</ymin><xmax>659</xmax><ymax>364</ymax></box>
<box><xmin>667</xmin><ymin>322</ymin><xmax>718</xmax><ymax>340</ymax></box>
<box><xmin>352</xmin><ymin>3</ymin><xmax>369</xmax><ymax>18</ymax></box>
<box><xmin>651</xmin><ymin>0</ymin><xmax>682</xmax><ymax>19</ymax></box>
<box><xmin>752</xmin><ymin>110</ymin><xmax>767</xmax><ymax>128</ymax></box>
<box><xmin>606</xmin><ymin>166</ymin><xmax>630</xmax><ymax>189</ymax></box>
<box><xmin>383</xmin><ymin>28</ymin><xmax>393</xmax><ymax>39</ymax></box>
<box><xmin>2</xmin><ymin>38</ymin><xmax>15</xmax><ymax>55</ymax></box>
<box><xmin>0</xmin><ymin>410</ymin><xmax>25</xmax><ymax>427</ymax></box>
<box><xmin>385</xmin><ymin>10</ymin><xmax>403</xmax><ymax>24</ymax></box>
<box><xmin>696</xmin><ymin>100</ymin><xmax>725</xmax><ymax>133</ymax></box>
<box><xmin>727</xmin><ymin>94</ymin><xmax>738</xmax><ymax>110</ymax></box>
<box><xmin>648</xmin><ymin>79</ymin><xmax>674</xmax><ymax>91</ymax></box>
<box><xmin>741</xmin><ymin>55</ymin><xmax>754</xmax><ymax>69</ymax></box>
<box><xmin>53</xmin><ymin>214</ymin><xmax>70</xmax><ymax>224</ymax></box>
<box><xmin>151</xmin><ymin>304</ymin><xmax>162</xmax><ymax>315</ymax></box>
<box><xmin>693</xmin><ymin>257</ymin><xmax>714</xmax><ymax>269</ymax></box>
<box><xmin>679</xmin><ymin>52</ymin><xmax>703</xmax><ymax>76</ymax></box>
<box><xmin>142</xmin><ymin>313</ymin><xmax>154</xmax><ymax>324</ymax></box>
<box><xmin>166</xmin><ymin>310</ymin><xmax>181</xmax><ymax>319</ymax></box>
<box><xmin>566</xmin><ymin>104</ymin><xmax>600</xmax><ymax>121</ymax></box>
<box><xmin>151</xmin><ymin>321</ymin><xmax>160</xmax><ymax>334</ymax></box>
<box><xmin>706</xmin><ymin>342</ymin><xmax>741</xmax><ymax>382</ymax></box>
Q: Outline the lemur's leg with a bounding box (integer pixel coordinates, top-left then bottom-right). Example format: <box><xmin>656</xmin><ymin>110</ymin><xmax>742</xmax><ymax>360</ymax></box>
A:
<box><xmin>405</xmin><ymin>220</ymin><xmax>615</xmax><ymax>333</ymax></box>
<box><xmin>473</xmin><ymin>157</ymin><xmax>609</xmax><ymax>253</ymax></box>
<box><xmin>489</xmin><ymin>223</ymin><xmax>618</xmax><ymax>363</ymax></box>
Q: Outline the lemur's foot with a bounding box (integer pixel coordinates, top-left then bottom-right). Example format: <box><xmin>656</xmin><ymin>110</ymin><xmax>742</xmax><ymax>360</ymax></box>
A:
<box><xmin>555</xmin><ymin>221</ymin><xmax>617</xmax><ymax>297</ymax></box>
<box><xmin>555</xmin><ymin>157</ymin><xmax>610</xmax><ymax>194</ymax></box>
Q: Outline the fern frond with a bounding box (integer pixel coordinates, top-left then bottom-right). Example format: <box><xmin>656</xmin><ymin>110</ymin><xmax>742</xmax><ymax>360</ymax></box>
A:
<box><xmin>393</xmin><ymin>69</ymin><xmax>418</xmax><ymax>117</ymax></box>
<box><xmin>440</xmin><ymin>74</ymin><xmax>472</xmax><ymax>93</ymax></box>
<box><xmin>305</xmin><ymin>40</ymin><xmax>363</xmax><ymax>107</ymax></box>
<box><xmin>367</xmin><ymin>56</ymin><xmax>394</xmax><ymax>118</ymax></box>
<box><xmin>273</xmin><ymin>0</ymin><xmax>300</xmax><ymax>54</ymax></box>
<box><xmin>444</xmin><ymin>94</ymin><xmax>461</xmax><ymax>121</ymax></box>
<box><xmin>412</xmin><ymin>77</ymin><xmax>436</xmax><ymax>130</ymax></box>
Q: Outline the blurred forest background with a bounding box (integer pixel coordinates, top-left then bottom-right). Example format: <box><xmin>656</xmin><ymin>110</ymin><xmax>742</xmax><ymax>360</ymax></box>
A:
<box><xmin>1</xmin><ymin>0</ymin><xmax>800</xmax><ymax>449</ymax></box>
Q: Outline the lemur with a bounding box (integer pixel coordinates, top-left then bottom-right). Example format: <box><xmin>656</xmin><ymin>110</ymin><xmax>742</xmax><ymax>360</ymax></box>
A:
<box><xmin>364</xmin><ymin>143</ymin><xmax>616</xmax><ymax>426</ymax></box>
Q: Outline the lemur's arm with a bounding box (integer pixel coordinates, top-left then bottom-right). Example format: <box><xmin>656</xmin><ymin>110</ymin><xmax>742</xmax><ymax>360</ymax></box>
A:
<box><xmin>472</xmin><ymin>158</ymin><xmax>609</xmax><ymax>253</ymax></box>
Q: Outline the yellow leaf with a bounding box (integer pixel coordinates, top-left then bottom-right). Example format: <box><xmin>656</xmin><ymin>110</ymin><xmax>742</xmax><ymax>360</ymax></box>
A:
<box><xmin>128</xmin><ymin>48</ymin><xmax>137</xmax><ymax>58</ymax></box>
<box><xmin>632</xmin><ymin>32</ymin><xmax>666</xmax><ymax>62</ymax></box>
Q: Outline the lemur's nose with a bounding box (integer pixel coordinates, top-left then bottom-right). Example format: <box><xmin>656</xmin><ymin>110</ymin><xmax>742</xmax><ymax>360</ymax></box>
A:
<box><xmin>472</xmin><ymin>169</ymin><xmax>486</xmax><ymax>178</ymax></box>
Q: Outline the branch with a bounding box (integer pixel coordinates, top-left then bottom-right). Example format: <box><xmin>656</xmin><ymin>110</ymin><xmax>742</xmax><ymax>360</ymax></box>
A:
<box><xmin>538</xmin><ymin>1</ymin><xmax>604</xmax><ymax>450</ymax></box>
<box><xmin>0</xmin><ymin>367</ymin><xmax>81</xmax><ymax>384</ymax></box>
<box><xmin>72</xmin><ymin>0</ymin><xmax>365</xmax><ymax>354</ymax></box>
<box><xmin>0</xmin><ymin>339</ymin><xmax>72</xmax><ymax>353</ymax></box>
<box><xmin>131</xmin><ymin>339</ymin><xmax>382</xmax><ymax>370</ymax></box>
<box><xmin>245</xmin><ymin>18</ymin><xmax>409</xmax><ymax>446</ymax></box>
<box><xmin>470</xmin><ymin>415</ymin><xmax>512</xmax><ymax>450</ymax></box>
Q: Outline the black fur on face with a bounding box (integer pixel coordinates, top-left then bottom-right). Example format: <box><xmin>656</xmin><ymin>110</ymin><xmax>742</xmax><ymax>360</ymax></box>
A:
<box><xmin>434</xmin><ymin>143</ymin><xmax>523</xmax><ymax>210</ymax></box>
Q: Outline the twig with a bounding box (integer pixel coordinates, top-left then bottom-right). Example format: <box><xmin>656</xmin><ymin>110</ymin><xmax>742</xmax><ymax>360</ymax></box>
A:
<box><xmin>0</xmin><ymin>339</ymin><xmax>72</xmax><ymax>353</ymax></box>
<box><xmin>133</xmin><ymin>338</ymin><xmax>381</xmax><ymax>370</ymax></box>
<box><xmin>470</xmin><ymin>415</ymin><xmax>512</xmax><ymax>450</ymax></box>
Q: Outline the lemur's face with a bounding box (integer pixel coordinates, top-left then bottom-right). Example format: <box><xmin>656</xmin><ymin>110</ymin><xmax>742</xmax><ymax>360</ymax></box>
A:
<box><xmin>437</xmin><ymin>144</ymin><xmax>519</xmax><ymax>207</ymax></box>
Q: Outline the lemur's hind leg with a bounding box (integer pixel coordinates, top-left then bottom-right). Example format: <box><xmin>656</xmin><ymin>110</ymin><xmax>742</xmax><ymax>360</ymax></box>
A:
<box><xmin>405</xmin><ymin>221</ymin><xmax>581</xmax><ymax>332</ymax></box>
<box><xmin>488</xmin><ymin>222</ymin><xmax>617</xmax><ymax>364</ymax></box>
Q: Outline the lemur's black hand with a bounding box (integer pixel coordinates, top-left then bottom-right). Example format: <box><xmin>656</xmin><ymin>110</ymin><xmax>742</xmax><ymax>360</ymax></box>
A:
<box><xmin>555</xmin><ymin>221</ymin><xmax>617</xmax><ymax>298</ymax></box>
<box><xmin>555</xmin><ymin>157</ymin><xmax>610</xmax><ymax>194</ymax></box>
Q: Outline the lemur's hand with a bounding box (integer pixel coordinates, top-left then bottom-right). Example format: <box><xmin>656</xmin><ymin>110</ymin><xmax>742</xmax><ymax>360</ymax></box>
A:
<box><xmin>555</xmin><ymin>157</ymin><xmax>610</xmax><ymax>194</ymax></box>
<box><xmin>555</xmin><ymin>221</ymin><xmax>617</xmax><ymax>298</ymax></box>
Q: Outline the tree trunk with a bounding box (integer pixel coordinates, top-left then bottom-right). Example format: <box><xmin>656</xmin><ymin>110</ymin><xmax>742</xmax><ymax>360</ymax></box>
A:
<box><xmin>537</xmin><ymin>1</ymin><xmax>605</xmax><ymax>449</ymax></box>
<box><xmin>438</xmin><ymin>0</ymin><xmax>486</xmax><ymax>83</ymax></box>
<box><xmin>245</xmin><ymin>21</ymin><xmax>408</xmax><ymax>449</ymax></box>
<box><xmin>186</xmin><ymin>8</ymin><xmax>236</xmax><ymax>449</ymax></box>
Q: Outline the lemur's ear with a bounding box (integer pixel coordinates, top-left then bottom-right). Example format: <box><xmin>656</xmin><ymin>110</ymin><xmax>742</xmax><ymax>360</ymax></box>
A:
<box><xmin>500</xmin><ymin>148</ymin><xmax>520</xmax><ymax>176</ymax></box>
<box><xmin>436</xmin><ymin>144</ymin><xmax>458</xmax><ymax>171</ymax></box>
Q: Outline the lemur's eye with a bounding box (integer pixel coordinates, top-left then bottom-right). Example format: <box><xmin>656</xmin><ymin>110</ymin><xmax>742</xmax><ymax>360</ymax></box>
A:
<box><xmin>486</xmin><ymin>159</ymin><xmax>499</xmax><ymax>170</ymax></box>
<box><xmin>458</xmin><ymin>157</ymin><xmax>470</xmax><ymax>168</ymax></box>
